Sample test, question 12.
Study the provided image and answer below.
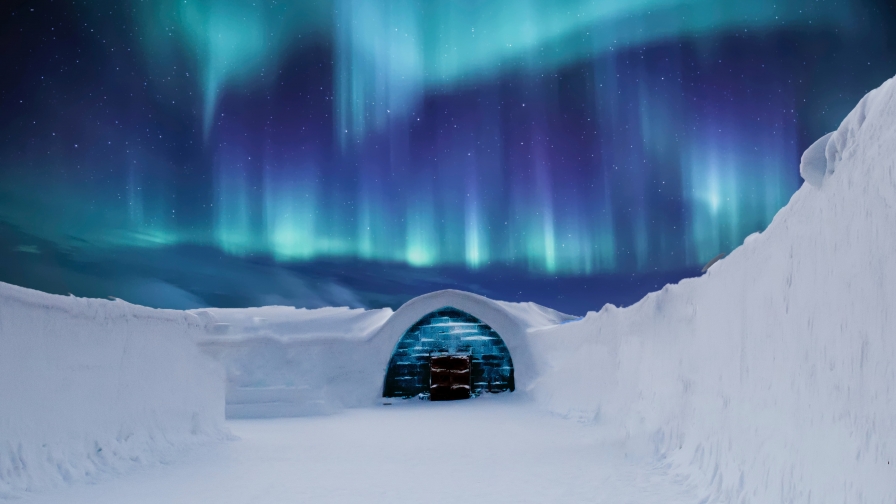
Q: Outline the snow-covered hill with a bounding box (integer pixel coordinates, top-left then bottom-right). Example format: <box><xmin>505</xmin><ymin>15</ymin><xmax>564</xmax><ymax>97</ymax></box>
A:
<box><xmin>528</xmin><ymin>76</ymin><xmax>896</xmax><ymax>502</ymax></box>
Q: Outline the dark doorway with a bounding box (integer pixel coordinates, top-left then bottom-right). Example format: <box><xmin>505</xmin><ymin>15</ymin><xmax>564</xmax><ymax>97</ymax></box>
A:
<box><xmin>430</xmin><ymin>354</ymin><xmax>471</xmax><ymax>401</ymax></box>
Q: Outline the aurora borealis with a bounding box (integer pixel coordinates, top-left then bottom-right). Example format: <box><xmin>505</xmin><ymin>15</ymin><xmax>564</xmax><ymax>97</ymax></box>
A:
<box><xmin>1</xmin><ymin>0</ymin><xmax>895</xmax><ymax>313</ymax></box>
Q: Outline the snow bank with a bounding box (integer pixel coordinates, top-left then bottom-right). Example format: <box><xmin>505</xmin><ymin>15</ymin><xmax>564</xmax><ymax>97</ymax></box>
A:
<box><xmin>0</xmin><ymin>282</ymin><xmax>225</xmax><ymax>497</ymax></box>
<box><xmin>196</xmin><ymin>290</ymin><xmax>576</xmax><ymax>418</ymax></box>
<box><xmin>529</xmin><ymin>76</ymin><xmax>896</xmax><ymax>503</ymax></box>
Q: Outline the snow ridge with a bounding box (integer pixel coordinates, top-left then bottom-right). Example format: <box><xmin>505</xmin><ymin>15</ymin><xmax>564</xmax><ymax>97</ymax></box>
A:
<box><xmin>529</xmin><ymin>76</ymin><xmax>896</xmax><ymax>503</ymax></box>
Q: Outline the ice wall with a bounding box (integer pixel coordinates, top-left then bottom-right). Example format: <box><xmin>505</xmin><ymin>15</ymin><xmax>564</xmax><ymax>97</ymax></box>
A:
<box><xmin>528</xmin><ymin>76</ymin><xmax>896</xmax><ymax>503</ymax></box>
<box><xmin>0</xmin><ymin>283</ymin><xmax>225</xmax><ymax>497</ymax></box>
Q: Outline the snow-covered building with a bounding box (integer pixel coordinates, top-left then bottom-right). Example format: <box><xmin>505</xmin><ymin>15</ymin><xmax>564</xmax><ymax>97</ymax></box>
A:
<box><xmin>378</xmin><ymin>290</ymin><xmax>567</xmax><ymax>400</ymax></box>
<box><xmin>195</xmin><ymin>289</ymin><xmax>576</xmax><ymax>415</ymax></box>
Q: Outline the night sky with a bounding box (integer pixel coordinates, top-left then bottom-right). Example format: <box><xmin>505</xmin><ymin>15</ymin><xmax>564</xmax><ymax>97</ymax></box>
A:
<box><xmin>2</xmin><ymin>0</ymin><xmax>895</xmax><ymax>314</ymax></box>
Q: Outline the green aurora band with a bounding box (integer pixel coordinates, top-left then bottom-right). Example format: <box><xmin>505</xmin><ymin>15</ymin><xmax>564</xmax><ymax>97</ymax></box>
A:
<box><xmin>1</xmin><ymin>0</ymin><xmax>886</xmax><ymax>277</ymax></box>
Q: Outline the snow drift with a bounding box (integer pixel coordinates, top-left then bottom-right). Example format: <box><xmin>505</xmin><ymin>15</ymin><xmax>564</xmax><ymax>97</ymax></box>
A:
<box><xmin>529</xmin><ymin>77</ymin><xmax>896</xmax><ymax>502</ymax></box>
<box><xmin>0</xmin><ymin>283</ymin><xmax>225</xmax><ymax>497</ymax></box>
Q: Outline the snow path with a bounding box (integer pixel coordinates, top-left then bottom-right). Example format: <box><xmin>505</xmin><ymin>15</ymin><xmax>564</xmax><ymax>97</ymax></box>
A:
<box><xmin>17</xmin><ymin>398</ymin><xmax>699</xmax><ymax>504</ymax></box>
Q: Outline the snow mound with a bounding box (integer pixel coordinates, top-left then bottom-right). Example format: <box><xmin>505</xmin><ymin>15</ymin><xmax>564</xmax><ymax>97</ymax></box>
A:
<box><xmin>0</xmin><ymin>282</ymin><xmax>225</xmax><ymax>497</ymax></box>
<box><xmin>529</xmin><ymin>76</ymin><xmax>896</xmax><ymax>503</ymax></box>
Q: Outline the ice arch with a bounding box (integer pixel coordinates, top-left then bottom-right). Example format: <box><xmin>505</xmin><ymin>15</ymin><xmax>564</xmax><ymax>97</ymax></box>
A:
<box><xmin>373</xmin><ymin>289</ymin><xmax>563</xmax><ymax>399</ymax></box>
<box><xmin>382</xmin><ymin>307</ymin><xmax>514</xmax><ymax>398</ymax></box>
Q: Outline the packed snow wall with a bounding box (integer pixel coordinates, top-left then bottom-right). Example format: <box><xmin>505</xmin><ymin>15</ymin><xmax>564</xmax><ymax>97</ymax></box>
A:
<box><xmin>195</xmin><ymin>306</ymin><xmax>395</xmax><ymax>418</ymax></box>
<box><xmin>528</xmin><ymin>76</ymin><xmax>896</xmax><ymax>503</ymax></box>
<box><xmin>0</xmin><ymin>282</ymin><xmax>225</xmax><ymax>496</ymax></box>
<box><xmin>196</xmin><ymin>290</ymin><xmax>576</xmax><ymax>417</ymax></box>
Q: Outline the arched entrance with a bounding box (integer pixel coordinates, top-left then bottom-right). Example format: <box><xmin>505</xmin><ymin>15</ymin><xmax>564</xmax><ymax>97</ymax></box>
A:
<box><xmin>382</xmin><ymin>307</ymin><xmax>515</xmax><ymax>400</ymax></box>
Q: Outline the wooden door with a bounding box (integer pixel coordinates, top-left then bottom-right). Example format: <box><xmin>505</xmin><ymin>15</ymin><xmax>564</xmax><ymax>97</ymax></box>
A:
<box><xmin>429</xmin><ymin>354</ymin><xmax>471</xmax><ymax>401</ymax></box>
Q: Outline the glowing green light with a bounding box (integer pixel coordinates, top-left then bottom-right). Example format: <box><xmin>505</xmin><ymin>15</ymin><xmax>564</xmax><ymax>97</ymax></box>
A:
<box><xmin>264</xmin><ymin>167</ymin><xmax>319</xmax><ymax>261</ymax></box>
<box><xmin>333</xmin><ymin>0</ymin><xmax>852</xmax><ymax>142</ymax></box>
<box><xmin>464</xmin><ymin>196</ymin><xmax>486</xmax><ymax>269</ymax></box>
<box><xmin>405</xmin><ymin>192</ymin><xmax>438</xmax><ymax>267</ymax></box>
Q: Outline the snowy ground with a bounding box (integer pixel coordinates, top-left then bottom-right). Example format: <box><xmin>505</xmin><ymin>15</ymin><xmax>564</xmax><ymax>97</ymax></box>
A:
<box><xmin>15</xmin><ymin>397</ymin><xmax>698</xmax><ymax>504</ymax></box>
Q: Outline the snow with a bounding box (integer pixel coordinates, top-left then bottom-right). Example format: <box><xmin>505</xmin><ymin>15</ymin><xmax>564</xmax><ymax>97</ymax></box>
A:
<box><xmin>13</xmin><ymin>397</ymin><xmax>701</xmax><ymax>504</ymax></box>
<box><xmin>798</xmin><ymin>131</ymin><xmax>833</xmax><ymax>187</ymax></box>
<box><xmin>195</xmin><ymin>290</ymin><xmax>576</xmax><ymax>419</ymax></box>
<box><xmin>4</xmin><ymin>74</ymin><xmax>896</xmax><ymax>503</ymax></box>
<box><xmin>192</xmin><ymin>305</ymin><xmax>397</xmax><ymax>418</ymax></box>
<box><xmin>192</xmin><ymin>305</ymin><xmax>393</xmax><ymax>342</ymax></box>
<box><xmin>528</xmin><ymin>76</ymin><xmax>896</xmax><ymax>502</ymax></box>
<box><xmin>0</xmin><ymin>282</ymin><xmax>226</xmax><ymax>498</ymax></box>
<box><xmin>194</xmin><ymin>305</ymin><xmax>394</xmax><ymax>418</ymax></box>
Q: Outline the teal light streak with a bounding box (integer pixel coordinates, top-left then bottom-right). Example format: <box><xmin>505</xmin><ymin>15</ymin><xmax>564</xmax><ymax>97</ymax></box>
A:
<box><xmin>180</xmin><ymin>2</ymin><xmax>266</xmax><ymax>139</ymax></box>
<box><xmin>36</xmin><ymin>0</ymin><xmax>831</xmax><ymax>274</ymax></box>
<box><xmin>405</xmin><ymin>182</ymin><xmax>438</xmax><ymax>267</ymax></box>
<box><xmin>214</xmin><ymin>155</ymin><xmax>255</xmax><ymax>256</ymax></box>
<box><xmin>334</xmin><ymin>0</ymin><xmax>852</xmax><ymax>141</ymax></box>
<box><xmin>141</xmin><ymin>0</ymin><xmax>328</xmax><ymax>139</ymax></box>
<box><xmin>464</xmin><ymin>190</ymin><xmax>485</xmax><ymax>269</ymax></box>
<box><xmin>264</xmin><ymin>166</ymin><xmax>319</xmax><ymax>261</ymax></box>
<box><xmin>681</xmin><ymin>123</ymin><xmax>799</xmax><ymax>266</ymax></box>
<box><xmin>142</xmin><ymin>0</ymin><xmax>852</xmax><ymax>145</ymax></box>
